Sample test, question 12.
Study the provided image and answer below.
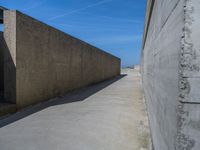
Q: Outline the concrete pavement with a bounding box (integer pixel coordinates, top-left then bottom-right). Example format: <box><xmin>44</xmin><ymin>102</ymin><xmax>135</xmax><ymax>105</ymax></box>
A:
<box><xmin>0</xmin><ymin>68</ymin><xmax>151</xmax><ymax>150</ymax></box>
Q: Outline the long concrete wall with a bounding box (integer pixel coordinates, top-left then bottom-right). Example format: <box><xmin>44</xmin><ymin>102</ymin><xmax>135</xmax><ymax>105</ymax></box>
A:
<box><xmin>141</xmin><ymin>0</ymin><xmax>200</xmax><ymax>150</ymax></box>
<box><xmin>3</xmin><ymin>10</ymin><xmax>120</xmax><ymax>108</ymax></box>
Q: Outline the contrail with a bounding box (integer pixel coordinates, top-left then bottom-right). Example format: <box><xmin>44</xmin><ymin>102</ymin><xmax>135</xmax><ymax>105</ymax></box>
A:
<box><xmin>76</xmin><ymin>12</ymin><xmax>141</xmax><ymax>23</ymax></box>
<box><xmin>48</xmin><ymin>0</ymin><xmax>112</xmax><ymax>21</ymax></box>
<box><xmin>22</xmin><ymin>0</ymin><xmax>47</xmax><ymax>11</ymax></box>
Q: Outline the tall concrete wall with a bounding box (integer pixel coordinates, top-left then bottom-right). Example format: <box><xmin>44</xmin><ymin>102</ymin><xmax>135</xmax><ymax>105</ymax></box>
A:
<box><xmin>142</xmin><ymin>0</ymin><xmax>200</xmax><ymax>150</ymax></box>
<box><xmin>0</xmin><ymin>32</ymin><xmax>4</xmax><ymax>92</ymax></box>
<box><xmin>3</xmin><ymin>10</ymin><xmax>120</xmax><ymax>108</ymax></box>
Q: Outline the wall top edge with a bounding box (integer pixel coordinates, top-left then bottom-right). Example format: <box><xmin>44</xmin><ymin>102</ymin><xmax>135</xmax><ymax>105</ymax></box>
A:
<box><xmin>4</xmin><ymin>9</ymin><xmax>121</xmax><ymax>61</ymax></box>
<box><xmin>142</xmin><ymin>0</ymin><xmax>155</xmax><ymax>50</ymax></box>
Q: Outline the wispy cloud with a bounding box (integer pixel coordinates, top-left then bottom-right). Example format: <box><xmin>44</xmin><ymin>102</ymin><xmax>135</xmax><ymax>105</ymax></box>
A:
<box><xmin>77</xmin><ymin>12</ymin><xmax>141</xmax><ymax>23</ymax></box>
<box><xmin>22</xmin><ymin>0</ymin><xmax>46</xmax><ymax>11</ymax></box>
<box><xmin>54</xmin><ymin>21</ymin><xmax>137</xmax><ymax>32</ymax></box>
<box><xmin>88</xmin><ymin>34</ymin><xmax>143</xmax><ymax>45</ymax></box>
<box><xmin>48</xmin><ymin>0</ymin><xmax>112</xmax><ymax>21</ymax></box>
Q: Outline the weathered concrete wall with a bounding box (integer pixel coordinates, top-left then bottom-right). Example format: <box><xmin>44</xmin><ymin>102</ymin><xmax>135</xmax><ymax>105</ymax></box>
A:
<box><xmin>0</xmin><ymin>32</ymin><xmax>4</xmax><ymax>92</ymax></box>
<box><xmin>142</xmin><ymin>0</ymin><xmax>200</xmax><ymax>150</ymax></box>
<box><xmin>177</xmin><ymin>0</ymin><xmax>200</xmax><ymax>149</ymax></box>
<box><xmin>3</xmin><ymin>10</ymin><xmax>120</xmax><ymax>108</ymax></box>
<box><xmin>142</xmin><ymin>0</ymin><xmax>184</xmax><ymax>149</ymax></box>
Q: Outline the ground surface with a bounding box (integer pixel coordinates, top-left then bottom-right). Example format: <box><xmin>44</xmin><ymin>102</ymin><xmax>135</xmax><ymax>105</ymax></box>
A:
<box><xmin>0</xmin><ymin>68</ymin><xmax>151</xmax><ymax>150</ymax></box>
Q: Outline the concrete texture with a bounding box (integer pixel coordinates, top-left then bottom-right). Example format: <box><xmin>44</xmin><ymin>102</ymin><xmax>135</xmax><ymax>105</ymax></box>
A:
<box><xmin>177</xmin><ymin>0</ymin><xmax>200</xmax><ymax>149</ymax></box>
<box><xmin>0</xmin><ymin>69</ymin><xmax>151</xmax><ymax>150</ymax></box>
<box><xmin>2</xmin><ymin>10</ymin><xmax>120</xmax><ymax>108</ymax></box>
<box><xmin>142</xmin><ymin>0</ymin><xmax>184</xmax><ymax>149</ymax></box>
<box><xmin>0</xmin><ymin>32</ymin><xmax>4</xmax><ymax>92</ymax></box>
<box><xmin>3</xmin><ymin>10</ymin><xmax>16</xmax><ymax>104</ymax></box>
<box><xmin>142</xmin><ymin>0</ymin><xmax>200</xmax><ymax>149</ymax></box>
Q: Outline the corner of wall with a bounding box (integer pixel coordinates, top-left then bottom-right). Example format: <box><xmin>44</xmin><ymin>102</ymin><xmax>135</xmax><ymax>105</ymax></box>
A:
<box><xmin>3</xmin><ymin>10</ymin><xmax>17</xmax><ymax>104</ymax></box>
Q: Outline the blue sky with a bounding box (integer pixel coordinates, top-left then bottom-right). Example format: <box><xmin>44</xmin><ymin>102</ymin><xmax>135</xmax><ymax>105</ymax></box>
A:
<box><xmin>0</xmin><ymin>0</ymin><xmax>146</xmax><ymax>67</ymax></box>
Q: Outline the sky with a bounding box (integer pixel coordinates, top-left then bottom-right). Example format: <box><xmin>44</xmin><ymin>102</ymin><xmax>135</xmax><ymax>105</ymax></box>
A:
<box><xmin>0</xmin><ymin>0</ymin><xmax>147</xmax><ymax>67</ymax></box>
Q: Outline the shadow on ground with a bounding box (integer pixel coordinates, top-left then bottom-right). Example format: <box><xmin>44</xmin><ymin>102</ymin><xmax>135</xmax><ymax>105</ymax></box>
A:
<box><xmin>0</xmin><ymin>74</ymin><xmax>127</xmax><ymax>128</ymax></box>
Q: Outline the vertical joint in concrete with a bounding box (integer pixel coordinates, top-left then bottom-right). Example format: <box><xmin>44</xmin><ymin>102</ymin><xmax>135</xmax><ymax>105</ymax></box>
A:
<box><xmin>176</xmin><ymin>0</ymin><xmax>196</xmax><ymax>149</ymax></box>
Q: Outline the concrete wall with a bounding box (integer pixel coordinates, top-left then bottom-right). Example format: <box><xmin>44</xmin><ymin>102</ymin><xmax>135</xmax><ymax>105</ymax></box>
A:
<box><xmin>0</xmin><ymin>32</ymin><xmax>4</xmax><ymax>92</ymax></box>
<box><xmin>177</xmin><ymin>0</ymin><xmax>200</xmax><ymax>149</ymax></box>
<box><xmin>3</xmin><ymin>10</ymin><xmax>120</xmax><ymax>108</ymax></box>
<box><xmin>142</xmin><ymin>0</ymin><xmax>200</xmax><ymax>150</ymax></box>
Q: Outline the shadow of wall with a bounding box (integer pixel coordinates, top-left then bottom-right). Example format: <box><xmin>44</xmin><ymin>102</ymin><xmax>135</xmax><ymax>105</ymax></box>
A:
<box><xmin>0</xmin><ymin>31</ymin><xmax>16</xmax><ymax>102</ymax></box>
<box><xmin>0</xmin><ymin>74</ymin><xmax>126</xmax><ymax>127</ymax></box>
<box><xmin>0</xmin><ymin>32</ymin><xmax>4</xmax><ymax>93</ymax></box>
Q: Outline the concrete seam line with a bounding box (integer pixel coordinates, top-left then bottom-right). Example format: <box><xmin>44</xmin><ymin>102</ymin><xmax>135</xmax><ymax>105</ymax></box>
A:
<box><xmin>160</xmin><ymin>0</ymin><xmax>181</xmax><ymax>34</ymax></box>
<box><xmin>179</xmin><ymin>101</ymin><xmax>200</xmax><ymax>105</ymax></box>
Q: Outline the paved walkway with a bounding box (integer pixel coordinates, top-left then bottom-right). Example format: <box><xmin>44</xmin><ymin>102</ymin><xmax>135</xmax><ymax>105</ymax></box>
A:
<box><xmin>0</xmin><ymin>69</ymin><xmax>151</xmax><ymax>150</ymax></box>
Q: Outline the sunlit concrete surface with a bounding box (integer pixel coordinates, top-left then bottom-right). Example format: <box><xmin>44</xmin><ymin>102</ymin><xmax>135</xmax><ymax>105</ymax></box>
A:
<box><xmin>2</xmin><ymin>10</ymin><xmax>120</xmax><ymax>108</ymax></box>
<box><xmin>141</xmin><ymin>0</ymin><xmax>200</xmax><ymax>149</ymax></box>
<box><xmin>0</xmin><ymin>68</ymin><xmax>151</xmax><ymax>150</ymax></box>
